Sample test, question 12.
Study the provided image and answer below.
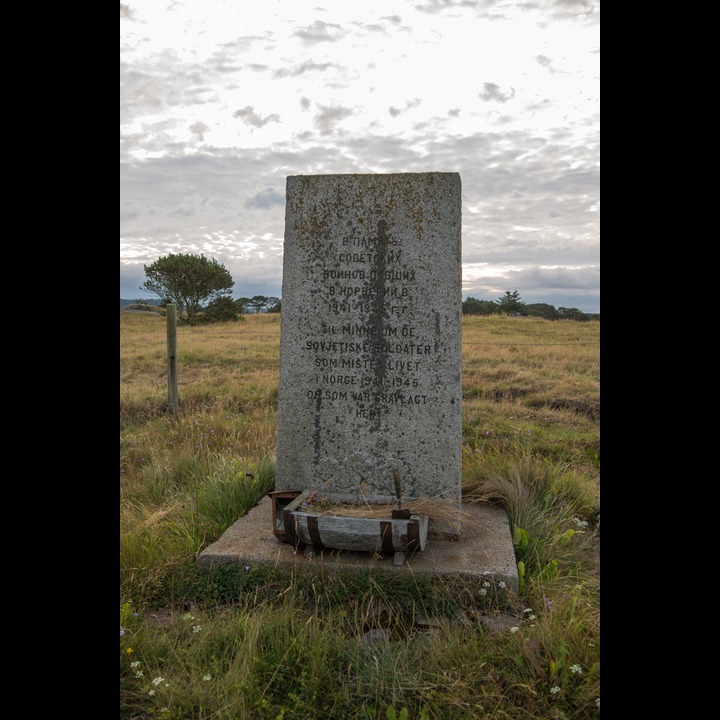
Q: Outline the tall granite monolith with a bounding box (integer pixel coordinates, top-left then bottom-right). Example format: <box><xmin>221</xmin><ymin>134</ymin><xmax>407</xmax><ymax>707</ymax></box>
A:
<box><xmin>276</xmin><ymin>172</ymin><xmax>462</xmax><ymax>536</ymax></box>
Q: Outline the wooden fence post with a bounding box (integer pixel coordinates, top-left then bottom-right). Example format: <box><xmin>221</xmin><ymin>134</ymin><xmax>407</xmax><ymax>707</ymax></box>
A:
<box><xmin>166</xmin><ymin>304</ymin><xmax>178</xmax><ymax>414</ymax></box>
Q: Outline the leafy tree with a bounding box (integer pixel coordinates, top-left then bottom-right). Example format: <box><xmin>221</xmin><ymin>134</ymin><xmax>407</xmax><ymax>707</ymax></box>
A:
<box><xmin>526</xmin><ymin>303</ymin><xmax>560</xmax><ymax>320</ymax></box>
<box><xmin>497</xmin><ymin>290</ymin><xmax>527</xmax><ymax>315</ymax></box>
<box><xmin>141</xmin><ymin>253</ymin><xmax>234</xmax><ymax>324</ymax></box>
<box><xmin>239</xmin><ymin>295</ymin><xmax>281</xmax><ymax>313</ymax></box>
<box><xmin>557</xmin><ymin>307</ymin><xmax>589</xmax><ymax>322</ymax></box>
<box><xmin>267</xmin><ymin>298</ymin><xmax>281</xmax><ymax>313</ymax></box>
<box><xmin>198</xmin><ymin>296</ymin><xmax>244</xmax><ymax>324</ymax></box>
<box><xmin>462</xmin><ymin>297</ymin><xmax>498</xmax><ymax>315</ymax></box>
<box><xmin>254</xmin><ymin>296</ymin><xmax>270</xmax><ymax>313</ymax></box>
<box><xmin>235</xmin><ymin>297</ymin><xmax>251</xmax><ymax>314</ymax></box>
<box><xmin>251</xmin><ymin>295</ymin><xmax>277</xmax><ymax>313</ymax></box>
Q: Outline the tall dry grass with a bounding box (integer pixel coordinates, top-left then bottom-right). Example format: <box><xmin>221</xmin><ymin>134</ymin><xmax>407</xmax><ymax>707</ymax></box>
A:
<box><xmin>120</xmin><ymin>310</ymin><xmax>600</xmax><ymax>719</ymax></box>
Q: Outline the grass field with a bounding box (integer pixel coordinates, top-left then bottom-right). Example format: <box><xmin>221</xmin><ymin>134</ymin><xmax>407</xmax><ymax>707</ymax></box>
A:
<box><xmin>120</xmin><ymin>311</ymin><xmax>600</xmax><ymax>720</ymax></box>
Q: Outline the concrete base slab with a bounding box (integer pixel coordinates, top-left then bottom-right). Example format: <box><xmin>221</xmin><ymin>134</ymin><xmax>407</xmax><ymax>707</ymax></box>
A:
<box><xmin>199</xmin><ymin>496</ymin><xmax>519</xmax><ymax>594</ymax></box>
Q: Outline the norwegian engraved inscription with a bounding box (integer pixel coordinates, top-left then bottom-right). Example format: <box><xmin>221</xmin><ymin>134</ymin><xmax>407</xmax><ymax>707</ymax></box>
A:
<box><xmin>306</xmin><ymin>218</ymin><xmax>430</xmax><ymax>418</ymax></box>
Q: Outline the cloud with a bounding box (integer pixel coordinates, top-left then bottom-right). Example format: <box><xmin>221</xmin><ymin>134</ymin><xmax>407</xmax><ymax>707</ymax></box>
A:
<box><xmin>120</xmin><ymin>0</ymin><xmax>599</xmax><ymax>313</ymax></box>
<box><xmin>388</xmin><ymin>98</ymin><xmax>421</xmax><ymax>117</ymax></box>
<box><xmin>534</xmin><ymin>53</ymin><xmax>565</xmax><ymax>75</ymax></box>
<box><xmin>245</xmin><ymin>188</ymin><xmax>286</xmax><ymax>209</ymax></box>
<box><xmin>479</xmin><ymin>83</ymin><xmax>516</xmax><ymax>103</ymax></box>
<box><xmin>294</xmin><ymin>20</ymin><xmax>346</xmax><ymax>44</ymax></box>
<box><xmin>313</xmin><ymin>104</ymin><xmax>355</xmax><ymax>135</ymax></box>
<box><xmin>121</xmin><ymin>118</ymin><xmax>186</xmax><ymax>159</ymax></box>
<box><xmin>120</xmin><ymin>51</ymin><xmax>220</xmax><ymax>133</ymax></box>
<box><xmin>542</xmin><ymin>0</ymin><xmax>599</xmax><ymax>23</ymax></box>
<box><xmin>189</xmin><ymin>122</ymin><xmax>210</xmax><ymax>141</ymax></box>
<box><xmin>233</xmin><ymin>106</ymin><xmax>281</xmax><ymax>128</ymax></box>
<box><xmin>413</xmin><ymin>0</ymin><xmax>480</xmax><ymax>14</ymax></box>
<box><xmin>274</xmin><ymin>61</ymin><xmax>333</xmax><ymax>78</ymax></box>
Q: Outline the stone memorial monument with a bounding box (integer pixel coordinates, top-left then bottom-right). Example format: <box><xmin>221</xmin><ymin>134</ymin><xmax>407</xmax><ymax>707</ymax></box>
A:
<box><xmin>275</xmin><ymin>172</ymin><xmax>462</xmax><ymax>538</ymax></box>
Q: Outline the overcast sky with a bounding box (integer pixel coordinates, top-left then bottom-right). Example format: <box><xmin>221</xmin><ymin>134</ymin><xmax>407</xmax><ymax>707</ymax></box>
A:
<box><xmin>120</xmin><ymin>0</ymin><xmax>599</xmax><ymax>313</ymax></box>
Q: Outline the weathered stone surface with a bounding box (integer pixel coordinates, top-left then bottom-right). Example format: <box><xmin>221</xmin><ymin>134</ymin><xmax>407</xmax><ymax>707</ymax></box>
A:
<box><xmin>276</xmin><ymin>172</ymin><xmax>462</xmax><ymax>533</ymax></box>
<box><xmin>198</xmin><ymin>496</ymin><xmax>519</xmax><ymax>594</ymax></box>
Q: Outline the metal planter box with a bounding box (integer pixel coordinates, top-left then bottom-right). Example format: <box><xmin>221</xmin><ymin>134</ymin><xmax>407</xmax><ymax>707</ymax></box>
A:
<box><xmin>278</xmin><ymin>489</ymin><xmax>428</xmax><ymax>566</ymax></box>
<box><xmin>267</xmin><ymin>490</ymin><xmax>302</xmax><ymax>542</ymax></box>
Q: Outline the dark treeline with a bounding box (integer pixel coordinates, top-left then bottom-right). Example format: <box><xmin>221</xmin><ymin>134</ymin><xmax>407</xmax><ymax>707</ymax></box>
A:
<box><xmin>463</xmin><ymin>291</ymin><xmax>599</xmax><ymax>321</ymax></box>
<box><xmin>120</xmin><ymin>296</ymin><xmax>281</xmax><ymax>314</ymax></box>
<box><xmin>121</xmin><ymin>290</ymin><xmax>598</xmax><ymax>322</ymax></box>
